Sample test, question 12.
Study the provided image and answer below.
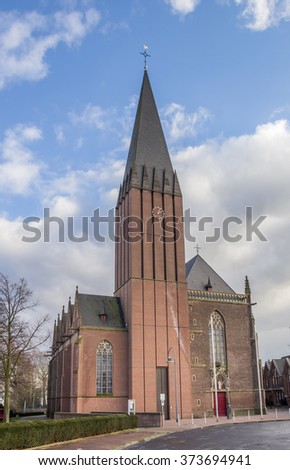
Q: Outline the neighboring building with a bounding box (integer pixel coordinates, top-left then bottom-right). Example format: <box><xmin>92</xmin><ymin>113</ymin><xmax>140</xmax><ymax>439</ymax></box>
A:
<box><xmin>263</xmin><ymin>356</ymin><xmax>290</xmax><ymax>407</ymax></box>
<box><xmin>283</xmin><ymin>358</ymin><xmax>290</xmax><ymax>405</ymax></box>
<box><xmin>47</xmin><ymin>69</ymin><xmax>262</xmax><ymax>420</ymax></box>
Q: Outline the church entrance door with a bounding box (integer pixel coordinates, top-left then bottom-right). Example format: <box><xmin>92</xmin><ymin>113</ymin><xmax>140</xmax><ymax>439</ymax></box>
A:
<box><xmin>214</xmin><ymin>391</ymin><xmax>227</xmax><ymax>417</ymax></box>
<box><xmin>156</xmin><ymin>367</ymin><xmax>169</xmax><ymax>419</ymax></box>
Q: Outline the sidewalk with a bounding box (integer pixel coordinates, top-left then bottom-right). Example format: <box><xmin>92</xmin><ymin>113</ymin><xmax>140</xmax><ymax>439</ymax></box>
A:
<box><xmin>38</xmin><ymin>408</ymin><xmax>290</xmax><ymax>450</ymax></box>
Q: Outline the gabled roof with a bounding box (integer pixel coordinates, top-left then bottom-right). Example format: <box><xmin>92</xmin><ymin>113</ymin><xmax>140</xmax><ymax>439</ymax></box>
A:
<box><xmin>186</xmin><ymin>254</ymin><xmax>235</xmax><ymax>293</ymax></box>
<box><xmin>271</xmin><ymin>359</ymin><xmax>285</xmax><ymax>376</ymax></box>
<box><xmin>123</xmin><ymin>70</ymin><xmax>173</xmax><ymax>181</ymax></box>
<box><xmin>77</xmin><ymin>293</ymin><xmax>126</xmax><ymax>329</ymax></box>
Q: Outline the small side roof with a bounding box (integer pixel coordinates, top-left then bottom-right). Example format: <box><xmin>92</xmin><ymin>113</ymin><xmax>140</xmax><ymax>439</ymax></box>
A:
<box><xmin>77</xmin><ymin>293</ymin><xmax>126</xmax><ymax>329</ymax></box>
<box><xmin>186</xmin><ymin>254</ymin><xmax>235</xmax><ymax>293</ymax></box>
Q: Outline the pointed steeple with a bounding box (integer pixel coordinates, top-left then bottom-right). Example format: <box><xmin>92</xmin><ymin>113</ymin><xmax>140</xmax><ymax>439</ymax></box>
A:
<box><xmin>245</xmin><ymin>275</ymin><xmax>251</xmax><ymax>303</ymax></box>
<box><xmin>245</xmin><ymin>275</ymin><xmax>251</xmax><ymax>295</ymax></box>
<box><xmin>123</xmin><ymin>70</ymin><xmax>173</xmax><ymax>183</ymax></box>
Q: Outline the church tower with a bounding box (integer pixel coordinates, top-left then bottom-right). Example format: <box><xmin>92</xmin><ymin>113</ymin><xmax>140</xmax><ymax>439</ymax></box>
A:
<box><xmin>115</xmin><ymin>70</ymin><xmax>192</xmax><ymax>419</ymax></box>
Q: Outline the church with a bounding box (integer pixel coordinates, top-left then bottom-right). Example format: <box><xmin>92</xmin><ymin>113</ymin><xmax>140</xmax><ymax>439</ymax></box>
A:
<box><xmin>47</xmin><ymin>67</ymin><xmax>262</xmax><ymax>420</ymax></box>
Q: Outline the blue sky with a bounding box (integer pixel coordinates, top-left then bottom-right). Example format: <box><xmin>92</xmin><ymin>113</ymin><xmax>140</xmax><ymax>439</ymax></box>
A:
<box><xmin>1</xmin><ymin>0</ymin><xmax>290</xmax><ymax>362</ymax></box>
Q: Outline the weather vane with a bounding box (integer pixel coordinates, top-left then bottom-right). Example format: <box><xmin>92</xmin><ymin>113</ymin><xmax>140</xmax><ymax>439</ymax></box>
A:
<box><xmin>140</xmin><ymin>44</ymin><xmax>151</xmax><ymax>70</ymax></box>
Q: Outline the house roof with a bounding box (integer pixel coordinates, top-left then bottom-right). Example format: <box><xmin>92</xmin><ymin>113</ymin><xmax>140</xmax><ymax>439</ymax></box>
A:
<box><xmin>77</xmin><ymin>293</ymin><xmax>126</xmax><ymax>329</ymax></box>
<box><xmin>272</xmin><ymin>359</ymin><xmax>286</xmax><ymax>376</ymax></box>
<box><xmin>186</xmin><ymin>254</ymin><xmax>235</xmax><ymax>293</ymax></box>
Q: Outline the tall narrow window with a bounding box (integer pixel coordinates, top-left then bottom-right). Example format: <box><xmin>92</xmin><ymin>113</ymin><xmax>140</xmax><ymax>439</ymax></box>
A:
<box><xmin>96</xmin><ymin>341</ymin><xmax>113</xmax><ymax>394</ymax></box>
<box><xmin>209</xmin><ymin>312</ymin><xmax>226</xmax><ymax>367</ymax></box>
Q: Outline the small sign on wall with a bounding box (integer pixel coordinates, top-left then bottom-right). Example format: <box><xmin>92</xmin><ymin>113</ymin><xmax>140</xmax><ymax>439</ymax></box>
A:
<box><xmin>128</xmin><ymin>399</ymin><xmax>135</xmax><ymax>415</ymax></box>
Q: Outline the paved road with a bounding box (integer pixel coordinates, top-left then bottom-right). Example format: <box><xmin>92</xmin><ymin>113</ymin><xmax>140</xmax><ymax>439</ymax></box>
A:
<box><xmin>128</xmin><ymin>421</ymin><xmax>290</xmax><ymax>450</ymax></box>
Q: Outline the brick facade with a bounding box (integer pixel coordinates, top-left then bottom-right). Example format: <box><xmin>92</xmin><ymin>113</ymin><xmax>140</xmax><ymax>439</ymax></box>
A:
<box><xmin>47</xmin><ymin>70</ymin><xmax>262</xmax><ymax>421</ymax></box>
<box><xmin>189</xmin><ymin>295</ymin><xmax>259</xmax><ymax>417</ymax></box>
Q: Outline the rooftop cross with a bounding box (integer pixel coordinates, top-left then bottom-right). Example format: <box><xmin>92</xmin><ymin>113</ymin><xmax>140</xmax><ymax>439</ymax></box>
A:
<box><xmin>140</xmin><ymin>44</ymin><xmax>151</xmax><ymax>70</ymax></box>
<box><xmin>195</xmin><ymin>243</ymin><xmax>201</xmax><ymax>255</ymax></box>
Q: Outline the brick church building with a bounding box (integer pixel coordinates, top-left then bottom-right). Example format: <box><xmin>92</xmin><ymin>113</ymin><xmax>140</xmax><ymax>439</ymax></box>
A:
<box><xmin>47</xmin><ymin>69</ymin><xmax>262</xmax><ymax>420</ymax></box>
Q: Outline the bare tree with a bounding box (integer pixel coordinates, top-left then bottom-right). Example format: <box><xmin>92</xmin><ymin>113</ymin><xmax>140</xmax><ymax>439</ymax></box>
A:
<box><xmin>10</xmin><ymin>353</ymin><xmax>36</xmax><ymax>411</ymax></box>
<box><xmin>34</xmin><ymin>351</ymin><xmax>50</xmax><ymax>407</ymax></box>
<box><xmin>0</xmin><ymin>274</ymin><xmax>49</xmax><ymax>423</ymax></box>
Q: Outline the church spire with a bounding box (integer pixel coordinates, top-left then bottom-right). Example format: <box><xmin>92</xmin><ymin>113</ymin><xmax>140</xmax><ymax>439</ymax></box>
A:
<box><xmin>122</xmin><ymin>70</ymin><xmax>174</xmax><ymax>193</ymax></box>
<box><xmin>114</xmin><ymin>65</ymin><xmax>192</xmax><ymax>420</ymax></box>
<box><xmin>245</xmin><ymin>275</ymin><xmax>251</xmax><ymax>303</ymax></box>
<box><xmin>245</xmin><ymin>275</ymin><xmax>251</xmax><ymax>296</ymax></box>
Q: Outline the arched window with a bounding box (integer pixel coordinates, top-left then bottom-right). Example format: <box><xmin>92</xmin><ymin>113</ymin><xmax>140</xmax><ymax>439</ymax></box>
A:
<box><xmin>96</xmin><ymin>341</ymin><xmax>113</xmax><ymax>394</ymax></box>
<box><xmin>209</xmin><ymin>311</ymin><xmax>226</xmax><ymax>367</ymax></box>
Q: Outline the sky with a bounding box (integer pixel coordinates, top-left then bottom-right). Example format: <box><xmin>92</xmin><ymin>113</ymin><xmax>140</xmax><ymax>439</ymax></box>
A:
<box><xmin>1</xmin><ymin>0</ymin><xmax>290</xmax><ymax>363</ymax></box>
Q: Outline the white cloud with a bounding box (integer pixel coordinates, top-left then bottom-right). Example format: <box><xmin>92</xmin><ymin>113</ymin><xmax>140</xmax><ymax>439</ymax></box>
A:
<box><xmin>162</xmin><ymin>103</ymin><xmax>212</xmax><ymax>141</ymax></box>
<box><xmin>0</xmin><ymin>8</ymin><xmax>100</xmax><ymax>89</ymax></box>
<box><xmin>0</xmin><ymin>214</ymin><xmax>114</xmax><ymax>329</ymax></box>
<box><xmin>1</xmin><ymin>115</ymin><xmax>290</xmax><ymax>360</ymax></box>
<box><xmin>163</xmin><ymin>0</ymin><xmax>290</xmax><ymax>29</ymax></box>
<box><xmin>164</xmin><ymin>0</ymin><xmax>201</xmax><ymax>15</ymax></box>
<box><xmin>39</xmin><ymin>159</ymin><xmax>125</xmax><ymax>212</ymax></box>
<box><xmin>99</xmin><ymin>21</ymin><xmax>129</xmax><ymax>35</ymax></box>
<box><xmin>176</xmin><ymin>119</ymin><xmax>290</xmax><ymax>217</ymax></box>
<box><xmin>69</xmin><ymin>103</ymin><xmax>115</xmax><ymax>130</ymax></box>
<box><xmin>49</xmin><ymin>196</ymin><xmax>79</xmax><ymax>218</ymax></box>
<box><xmin>0</xmin><ymin>124</ymin><xmax>43</xmax><ymax>195</ymax></box>
<box><xmin>173</xmin><ymin>119</ymin><xmax>290</xmax><ymax>360</ymax></box>
<box><xmin>235</xmin><ymin>0</ymin><xmax>290</xmax><ymax>30</ymax></box>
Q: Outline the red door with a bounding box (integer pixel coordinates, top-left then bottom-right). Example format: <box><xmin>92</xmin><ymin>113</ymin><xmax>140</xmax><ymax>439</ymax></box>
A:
<box><xmin>213</xmin><ymin>392</ymin><xmax>227</xmax><ymax>417</ymax></box>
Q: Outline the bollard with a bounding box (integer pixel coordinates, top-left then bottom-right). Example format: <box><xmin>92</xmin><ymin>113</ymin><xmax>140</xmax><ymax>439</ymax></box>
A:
<box><xmin>248</xmin><ymin>409</ymin><xmax>251</xmax><ymax>420</ymax></box>
<box><xmin>204</xmin><ymin>412</ymin><xmax>207</xmax><ymax>424</ymax></box>
<box><xmin>232</xmin><ymin>409</ymin><xmax>236</xmax><ymax>421</ymax></box>
<box><xmin>275</xmin><ymin>409</ymin><xmax>278</xmax><ymax>420</ymax></box>
<box><xmin>191</xmin><ymin>413</ymin><xmax>194</xmax><ymax>426</ymax></box>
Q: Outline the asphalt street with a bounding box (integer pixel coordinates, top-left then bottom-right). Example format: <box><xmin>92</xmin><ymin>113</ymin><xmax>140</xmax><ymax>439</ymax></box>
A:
<box><xmin>127</xmin><ymin>421</ymin><xmax>290</xmax><ymax>450</ymax></box>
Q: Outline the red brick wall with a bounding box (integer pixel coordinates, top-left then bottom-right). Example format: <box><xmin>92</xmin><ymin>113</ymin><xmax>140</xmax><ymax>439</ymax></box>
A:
<box><xmin>189</xmin><ymin>299</ymin><xmax>259</xmax><ymax>417</ymax></box>
<box><xmin>76</xmin><ymin>328</ymin><xmax>129</xmax><ymax>414</ymax></box>
<box><xmin>115</xmin><ymin>185</ymin><xmax>192</xmax><ymax>419</ymax></box>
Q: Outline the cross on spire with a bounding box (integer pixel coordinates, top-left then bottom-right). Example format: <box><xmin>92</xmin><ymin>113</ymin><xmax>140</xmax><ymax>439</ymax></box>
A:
<box><xmin>140</xmin><ymin>44</ymin><xmax>151</xmax><ymax>70</ymax></box>
<box><xmin>195</xmin><ymin>243</ymin><xmax>201</xmax><ymax>255</ymax></box>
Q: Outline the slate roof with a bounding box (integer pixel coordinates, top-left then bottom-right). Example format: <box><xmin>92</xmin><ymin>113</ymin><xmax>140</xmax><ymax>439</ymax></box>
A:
<box><xmin>186</xmin><ymin>254</ymin><xmax>235</xmax><ymax>293</ymax></box>
<box><xmin>77</xmin><ymin>293</ymin><xmax>126</xmax><ymax>329</ymax></box>
<box><xmin>116</xmin><ymin>70</ymin><xmax>182</xmax><ymax>198</ymax></box>
<box><xmin>124</xmin><ymin>70</ymin><xmax>173</xmax><ymax>180</ymax></box>
<box><xmin>272</xmin><ymin>359</ymin><xmax>285</xmax><ymax>376</ymax></box>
